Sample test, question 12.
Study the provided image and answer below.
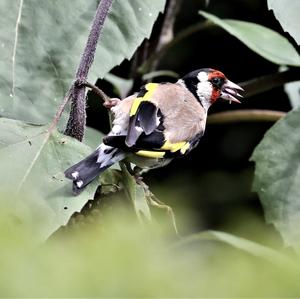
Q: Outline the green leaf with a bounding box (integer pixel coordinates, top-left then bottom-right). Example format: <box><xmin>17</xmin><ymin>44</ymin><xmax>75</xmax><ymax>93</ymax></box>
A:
<box><xmin>251</xmin><ymin>108</ymin><xmax>300</xmax><ymax>249</ymax></box>
<box><xmin>199</xmin><ymin>11</ymin><xmax>300</xmax><ymax>67</ymax></box>
<box><xmin>268</xmin><ymin>0</ymin><xmax>300</xmax><ymax>45</ymax></box>
<box><xmin>104</xmin><ymin>73</ymin><xmax>133</xmax><ymax>99</ymax></box>
<box><xmin>84</xmin><ymin>126</ymin><xmax>104</xmax><ymax>149</ymax></box>
<box><xmin>142</xmin><ymin>70</ymin><xmax>179</xmax><ymax>81</ymax></box>
<box><xmin>0</xmin><ymin>0</ymin><xmax>166</xmax><ymax>125</ymax></box>
<box><xmin>175</xmin><ymin>230</ymin><xmax>291</xmax><ymax>266</ymax></box>
<box><xmin>0</xmin><ymin>117</ymin><xmax>99</xmax><ymax>240</ymax></box>
<box><xmin>120</xmin><ymin>163</ymin><xmax>151</xmax><ymax>221</ymax></box>
<box><xmin>284</xmin><ymin>81</ymin><xmax>300</xmax><ymax>109</ymax></box>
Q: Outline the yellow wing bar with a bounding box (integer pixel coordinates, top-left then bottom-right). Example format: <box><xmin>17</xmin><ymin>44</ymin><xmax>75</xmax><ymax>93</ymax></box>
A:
<box><xmin>135</xmin><ymin>141</ymin><xmax>190</xmax><ymax>159</ymax></box>
<box><xmin>161</xmin><ymin>140</ymin><xmax>190</xmax><ymax>154</ymax></box>
<box><xmin>129</xmin><ymin>83</ymin><xmax>159</xmax><ymax>116</ymax></box>
<box><xmin>136</xmin><ymin>150</ymin><xmax>165</xmax><ymax>158</ymax></box>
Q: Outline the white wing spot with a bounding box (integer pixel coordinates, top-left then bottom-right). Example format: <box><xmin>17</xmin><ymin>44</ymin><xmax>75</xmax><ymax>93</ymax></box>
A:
<box><xmin>135</xmin><ymin>126</ymin><xmax>143</xmax><ymax>132</ymax></box>
<box><xmin>71</xmin><ymin>171</ymin><xmax>79</xmax><ymax>179</ymax></box>
<box><xmin>76</xmin><ymin>180</ymin><xmax>83</xmax><ymax>188</ymax></box>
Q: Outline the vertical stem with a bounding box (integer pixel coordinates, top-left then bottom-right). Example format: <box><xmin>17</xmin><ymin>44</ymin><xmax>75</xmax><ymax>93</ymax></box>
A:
<box><xmin>128</xmin><ymin>0</ymin><xmax>182</xmax><ymax>95</ymax></box>
<box><xmin>64</xmin><ymin>0</ymin><xmax>113</xmax><ymax>141</ymax></box>
<box><xmin>148</xmin><ymin>0</ymin><xmax>181</xmax><ymax>72</ymax></box>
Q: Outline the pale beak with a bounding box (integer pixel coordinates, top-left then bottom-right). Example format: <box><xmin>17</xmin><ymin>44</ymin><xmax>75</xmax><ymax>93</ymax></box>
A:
<box><xmin>220</xmin><ymin>80</ymin><xmax>244</xmax><ymax>104</ymax></box>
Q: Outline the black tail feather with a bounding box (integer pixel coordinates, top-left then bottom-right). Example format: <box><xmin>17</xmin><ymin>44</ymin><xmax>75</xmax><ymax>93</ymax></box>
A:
<box><xmin>64</xmin><ymin>150</ymin><xmax>107</xmax><ymax>195</ymax></box>
<box><xmin>65</xmin><ymin>146</ymin><xmax>125</xmax><ymax>195</ymax></box>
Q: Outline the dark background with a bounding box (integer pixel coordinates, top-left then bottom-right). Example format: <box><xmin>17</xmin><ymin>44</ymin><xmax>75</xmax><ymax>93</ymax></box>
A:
<box><xmin>86</xmin><ymin>0</ymin><xmax>294</xmax><ymax>238</ymax></box>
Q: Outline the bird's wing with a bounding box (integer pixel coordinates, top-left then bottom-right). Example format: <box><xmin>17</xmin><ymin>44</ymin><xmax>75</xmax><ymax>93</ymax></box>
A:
<box><xmin>105</xmin><ymin>82</ymin><xmax>206</xmax><ymax>159</ymax></box>
<box><xmin>125</xmin><ymin>83</ymin><xmax>161</xmax><ymax>147</ymax></box>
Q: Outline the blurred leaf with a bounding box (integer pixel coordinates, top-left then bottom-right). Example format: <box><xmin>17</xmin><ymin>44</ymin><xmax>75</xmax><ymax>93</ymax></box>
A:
<box><xmin>104</xmin><ymin>73</ymin><xmax>133</xmax><ymax>99</ymax></box>
<box><xmin>251</xmin><ymin>108</ymin><xmax>300</xmax><ymax>250</ymax></box>
<box><xmin>120</xmin><ymin>163</ymin><xmax>151</xmax><ymax>221</ymax></box>
<box><xmin>268</xmin><ymin>0</ymin><xmax>300</xmax><ymax>45</ymax></box>
<box><xmin>84</xmin><ymin>126</ymin><xmax>104</xmax><ymax>149</ymax></box>
<box><xmin>142</xmin><ymin>70</ymin><xmax>179</xmax><ymax>81</ymax></box>
<box><xmin>0</xmin><ymin>0</ymin><xmax>166</xmax><ymax>125</ymax></box>
<box><xmin>0</xmin><ymin>117</ymin><xmax>99</xmax><ymax>240</ymax></box>
<box><xmin>2</xmin><ymin>213</ymin><xmax>300</xmax><ymax>297</ymax></box>
<box><xmin>179</xmin><ymin>230</ymin><xmax>292</xmax><ymax>266</ymax></box>
<box><xmin>284</xmin><ymin>81</ymin><xmax>300</xmax><ymax>108</ymax></box>
<box><xmin>199</xmin><ymin>11</ymin><xmax>300</xmax><ymax>66</ymax></box>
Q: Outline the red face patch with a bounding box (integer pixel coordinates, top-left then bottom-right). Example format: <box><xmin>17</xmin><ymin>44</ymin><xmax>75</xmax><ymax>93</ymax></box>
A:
<box><xmin>208</xmin><ymin>70</ymin><xmax>226</xmax><ymax>103</ymax></box>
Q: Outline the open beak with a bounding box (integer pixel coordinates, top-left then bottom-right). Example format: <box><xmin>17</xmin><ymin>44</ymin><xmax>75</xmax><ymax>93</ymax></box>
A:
<box><xmin>220</xmin><ymin>80</ymin><xmax>244</xmax><ymax>104</ymax></box>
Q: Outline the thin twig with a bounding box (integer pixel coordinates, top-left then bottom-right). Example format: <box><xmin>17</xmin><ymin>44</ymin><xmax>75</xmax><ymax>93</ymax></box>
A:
<box><xmin>207</xmin><ymin>109</ymin><xmax>286</xmax><ymax>124</ymax></box>
<box><xmin>240</xmin><ymin>68</ymin><xmax>300</xmax><ymax>98</ymax></box>
<box><xmin>64</xmin><ymin>0</ymin><xmax>113</xmax><ymax>141</ymax></box>
<box><xmin>48</xmin><ymin>86</ymin><xmax>74</xmax><ymax>133</ymax></box>
<box><xmin>76</xmin><ymin>80</ymin><xmax>110</xmax><ymax>103</ymax></box>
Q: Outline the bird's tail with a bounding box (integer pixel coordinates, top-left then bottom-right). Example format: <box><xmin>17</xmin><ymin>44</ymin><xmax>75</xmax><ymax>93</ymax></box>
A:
<box><xmin>64</xmin><ymin>144</ymin><xmax>125</xmax><ymax>195</ymax></box>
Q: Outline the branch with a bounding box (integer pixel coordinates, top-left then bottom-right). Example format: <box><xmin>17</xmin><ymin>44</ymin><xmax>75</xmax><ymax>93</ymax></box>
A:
<box><xmin>240</xmin><ymin>68</ymin><xmax>300</xmax><ymax>98</ymax></box>
<box><xmin>207</xmin><ymin>109</ymin><xmax>286</xmax><ymax>124</ymax></box>
<box><xmin>138</xmin><ymin>20</ymin><xmax>213</xmax><ymax>74</ymax></box>
<box><xmin>128</xmin><ymin>0</ymin><xmax>182</xmax><ymax>94</ymax></box>
<box><xmin>64</xmin><ymin>0</ymin><xmax>113</xmax><ymax>141</ymax></box>
<box><xmin>77</xmin><ymin>80</ymin><xmax>110</xmax><ymax>103</ymax></box>
<box><xmin>147</xmin><ymin>0</ymin><xmax>182</xmax><ymax>72</ymax></box>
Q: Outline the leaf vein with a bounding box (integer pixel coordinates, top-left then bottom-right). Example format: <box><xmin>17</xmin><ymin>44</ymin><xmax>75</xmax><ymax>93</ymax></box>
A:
<box><xmin>15</xmin><ymin>131</ymin><xmax>50</xmax><ymax>194</ymax></box>
<box><xmin>11</xmin><ymin>0</ymin><xmax>24</xmax><ymax>98</ymax></box>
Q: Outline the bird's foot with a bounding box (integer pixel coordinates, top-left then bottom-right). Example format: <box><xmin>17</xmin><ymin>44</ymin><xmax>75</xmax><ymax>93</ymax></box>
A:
<box><xmin>133</xmin><ymin>166</ymin><xmax>144</xmax><ymax>184</ymax></box>
<box><xmin>103</xmin><ymin>97</ymin><xmax>120</xmax><ymax>109</ymax></box>
<box><xmin>138</xmin><ymin>180</ymin><xmax>178</xmax><ymax>235</ymax></box>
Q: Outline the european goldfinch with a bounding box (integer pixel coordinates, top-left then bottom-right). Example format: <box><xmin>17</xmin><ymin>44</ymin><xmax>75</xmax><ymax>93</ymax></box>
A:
<box><xmin>65</xmin><ymin>68</ymin><xmax>243</xmax><ymax>194</ymax></box>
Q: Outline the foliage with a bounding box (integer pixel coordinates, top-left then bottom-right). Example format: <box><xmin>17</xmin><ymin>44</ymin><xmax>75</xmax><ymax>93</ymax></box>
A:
<box><xmin>0</xmin><ymin>0</ymin><xmax>165</xmax><ymax>125</ymax></box>
<box><xmin>200</xmin><ymin>6</ymin><xmax>300</xmax><ymax>251</ymax></box>
<box><xmin>251</xmin><ymin>107</ymin><xmax>300</xmax><ymax>250</ymax></box>
<box><xmin>268</xmin><ymin>0</ymin><xmax>300</xmax><ymax>45</ymax></box>
<box><xmin>0</xmin><ymin>0</ymin><xmax>165</xmax><ymax>238</ymax></box>
<box><xmin>0</xmin><ymin>204</ymin><xmax>299</xmax><ymax>297</ymax></box>
<box><xmin>0</xmin><ymin>0</ymin><xmax>300</xmax><ymax>295</ymax></box>
<box><xmin>0</xmin><ymin>118</ymin><xmax>100</xmax><ymax>240</ymax></box>
<box><xmin>200</xmin><ymin>11</ymin><xmax>300</xmax><ymax>67</ymax></box>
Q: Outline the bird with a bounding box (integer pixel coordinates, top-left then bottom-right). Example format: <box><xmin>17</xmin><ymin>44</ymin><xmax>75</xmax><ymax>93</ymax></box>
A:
<box><xmin>65</xmin><ymin>68</ymin><xmax>243</xmax><ymax>194</ymax></box>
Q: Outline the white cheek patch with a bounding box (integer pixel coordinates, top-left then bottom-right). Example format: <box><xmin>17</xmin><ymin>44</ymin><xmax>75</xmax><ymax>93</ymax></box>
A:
<box><xmin>196</xmin><ymin>81</ymin><xmax>212</xmax><ymax>111</ymax></box>
<box><xmin>197</xmin><ymin>71</ymin><xmax>209</xmax><ymax>82</ymax></box>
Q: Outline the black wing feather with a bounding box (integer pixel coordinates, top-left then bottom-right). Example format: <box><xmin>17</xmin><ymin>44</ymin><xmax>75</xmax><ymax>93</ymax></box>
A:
<box><xmin>125</xmin><ymin>101</ymin><xmax>158</xmax><ymax>147</ymax></box>
<box><xmin>104</xmin><ymin>130</ymin><xmax>165</xmax><ymax>151</ymax></box>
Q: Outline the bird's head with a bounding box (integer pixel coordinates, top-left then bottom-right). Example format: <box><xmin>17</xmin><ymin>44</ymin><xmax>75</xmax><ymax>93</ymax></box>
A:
<box><xmin>178</xmin><ymin>68</ymin><xmax>244</xmax><ymax>110</ymax></box>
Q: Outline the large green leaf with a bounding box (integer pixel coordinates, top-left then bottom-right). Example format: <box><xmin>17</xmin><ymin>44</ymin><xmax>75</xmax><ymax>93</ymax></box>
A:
<box><xmin>176</xmin><ymin>230</ymin><xmax>291</xmax><ymax>266</ymax></box>
<box><xmin>251</xmin><ymin>108</ymin><xmax>300</xmax><ymax>250</ymax></box>
<box><xmin>268</xmin><ymin>0</ymin><xmax>300</xmax><ymax>45</ymax></box>
<box><xmin>0</xmin><ymin>0</ymin><xmax>166</xmax><ymax>125</ymax></box>
<box><xmin>199</xmin><ymin>11</ymin><xmax>300</xmax><ymax>67</ymax></box>
<box><xmin>120</xmin><ymin>163</ymin><xmax>151</xmax><ymax>221</ymax></box>
<box><xmin>84</xmin><ymin>126</ymin><xmax>104</xmax><ymax>149</ymax></box>
<box><xmin>0</xmin><ymin>117</ymin><xmax>100</xmax><ymax>240</ymax></box>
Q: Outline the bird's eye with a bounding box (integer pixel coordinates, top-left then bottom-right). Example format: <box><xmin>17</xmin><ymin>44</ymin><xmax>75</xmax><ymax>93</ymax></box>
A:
<box><xmin>211</xmin><ymin>77</ymin><xmax>224</xmax><ymax>88</ymax></box>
